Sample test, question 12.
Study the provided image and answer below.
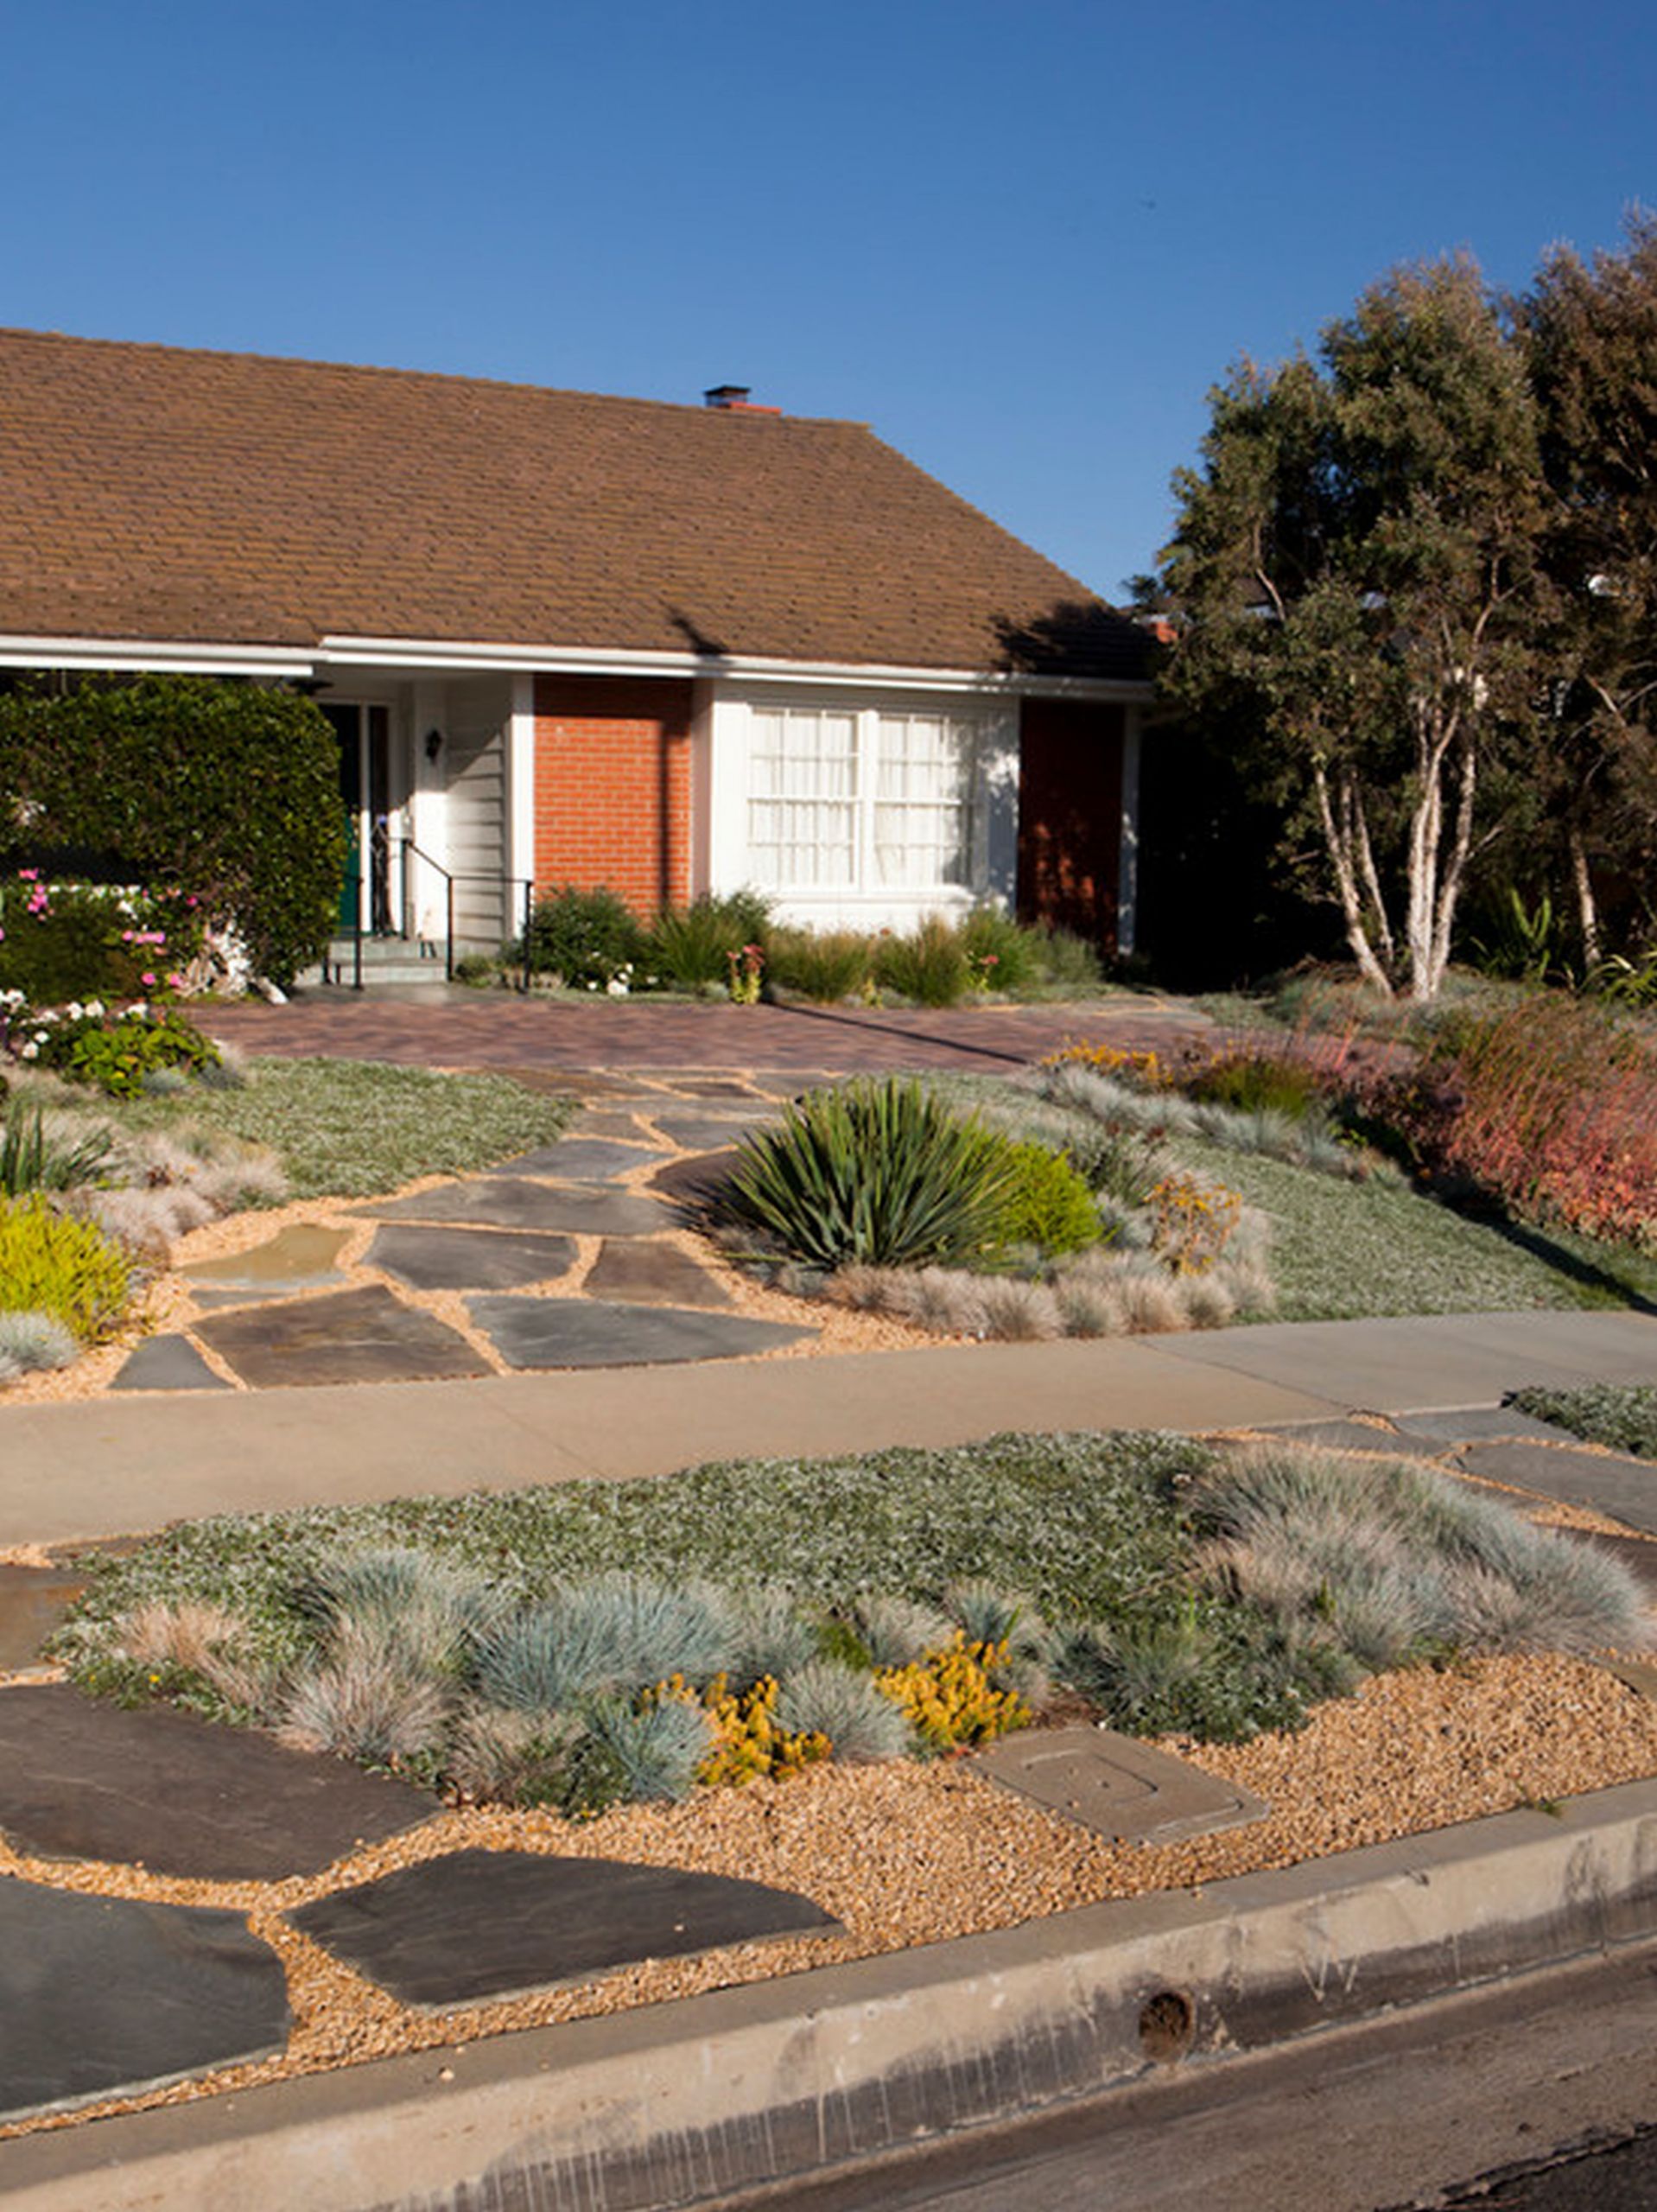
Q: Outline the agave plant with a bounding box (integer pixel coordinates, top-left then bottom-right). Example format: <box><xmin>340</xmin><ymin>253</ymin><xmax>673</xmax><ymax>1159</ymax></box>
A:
<box><xmin>723</xmin><ymin>1077</ymin><xmax>1022</xmax><ymax>1268</ymax></box>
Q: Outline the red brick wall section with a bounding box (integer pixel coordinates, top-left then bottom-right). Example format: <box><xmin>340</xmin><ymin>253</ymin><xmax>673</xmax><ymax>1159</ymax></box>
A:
<box><xmin>1016</xmin><ymin>700</ymin><xmax>1125</xmax><ymax>949</ymax></box>
<box><xmin>532</xmin><ymin>677</ymin><xmax>695</xmax><ymax>912</ymax></box>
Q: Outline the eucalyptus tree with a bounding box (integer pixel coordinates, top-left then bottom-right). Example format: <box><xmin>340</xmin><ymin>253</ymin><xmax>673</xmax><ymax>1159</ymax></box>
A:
<box><xmin>1157</xmin><ymin>257</ymin><xmax>1546</xmax><ymax>1001</ymax></box>
<box><xmin>1520</xmin><ymin>214</ymin><xmax>1657</xmax><ymax>964</ymax></box>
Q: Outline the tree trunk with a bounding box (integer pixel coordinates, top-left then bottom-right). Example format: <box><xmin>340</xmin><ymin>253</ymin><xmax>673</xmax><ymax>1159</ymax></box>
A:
<box><xmin>1313</xmin><ymin>761</ymin><xmax>1395</xmax><ymax>995</ymax></box>
<box><xmin>1569</xmin><ymin>826</ymin><xmax>1602</xmax><ymax>969</ymax></box>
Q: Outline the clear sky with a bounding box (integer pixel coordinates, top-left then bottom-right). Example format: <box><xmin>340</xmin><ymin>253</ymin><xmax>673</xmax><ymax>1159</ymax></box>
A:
<box><xmin>5</xmin><ymin>0</ymin><xmax>1654</xmax><ymax>604</ymax></box>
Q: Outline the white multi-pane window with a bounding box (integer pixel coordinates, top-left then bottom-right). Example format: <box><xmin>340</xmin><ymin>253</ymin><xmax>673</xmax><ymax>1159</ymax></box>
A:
<box><xmin>747</xmin><ymin>709</ymin><xmax>859</xmax><ymax>887</ymax></box>
<box><xmin>873</xmin><ymin>711</ymin><xmax>974</xmax><ymax>889</ymax></box>
<box><xmin>746</xmin><ymin>705</ymin><xmax>976</xmax><ymax>893</ymax></box>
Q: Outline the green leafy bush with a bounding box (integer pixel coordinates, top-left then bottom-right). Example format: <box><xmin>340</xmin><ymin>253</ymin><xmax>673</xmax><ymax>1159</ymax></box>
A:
<box><xmin>521</xmin><ymin>885</ymin><xmax>647</xmax><ymax>987</ymax></box>
<box><xmin>0</xmin><ymin>677</ymin><xmax>345</xmax><ymax>986</ymax></box>
<box><xmin>1184</xmin><ymin>1050</ymin><xmax>1325</xmax><ymax>1121</ymax></box>
<box><xmin>873</xmin><ymin>916</ymin><xmax>971</xmax><ymax>1006</ymax></box>
<box><xmin>0</xmin><ymin>874</ymin><xmax>208</xmax><ymax>1008</ymax></box>
<box><xmin>990</xmin><ymin>1140</ymin><xmax>1102</xmax><ymax>1255</ymax></box>
<box><xmin>767</xmin><ymin>927</ymin><xmax>873</xmax><ymax>1002</ymax></box>
<box><xmin>725</xmin><ymin>1077</ymin><xmax>1022</xmax><ymax>1267</ymax></box>
<box><xmin>27</xmin><ymin>1004</ymin><xmax>221</xmax><ymax>1097</ymax></box>
<box><xmin>0</xmin><ymin>1199</ymin><xmax>130</xmax><ymax>1340</ymax></box>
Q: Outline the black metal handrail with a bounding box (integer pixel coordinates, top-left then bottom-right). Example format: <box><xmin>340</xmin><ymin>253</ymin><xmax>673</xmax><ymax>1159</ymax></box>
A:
<box><xmin>397</xmin><ymin>840</ymin><xmax>534</xmax><ymax>989</ymax></box>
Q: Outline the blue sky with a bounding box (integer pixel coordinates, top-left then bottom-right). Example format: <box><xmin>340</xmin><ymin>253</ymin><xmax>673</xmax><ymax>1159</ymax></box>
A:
<box><xmin>5</xmin><ymin>0</ymin><xmax>1654</xmax><ymax>601</ymax></box>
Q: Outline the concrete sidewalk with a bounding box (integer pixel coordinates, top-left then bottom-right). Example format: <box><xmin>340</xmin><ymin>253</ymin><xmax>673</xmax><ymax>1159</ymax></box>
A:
<box><xmin>6</xmin><ymin>1306</ymin><xmax>1657</xmax><ymax>1548</ymax></box>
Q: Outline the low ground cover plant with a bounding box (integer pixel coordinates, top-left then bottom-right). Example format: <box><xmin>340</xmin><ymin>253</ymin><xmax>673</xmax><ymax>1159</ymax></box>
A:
<box><xmin>1509</xmin><ymin>1383</ymin><xmax>1657</xmax><ymax>1461</ymax></box>
<box><xmin>54</xmin><ymin>1433</ymin><xmax>1647</xmax><ymax>1814</ymax></box>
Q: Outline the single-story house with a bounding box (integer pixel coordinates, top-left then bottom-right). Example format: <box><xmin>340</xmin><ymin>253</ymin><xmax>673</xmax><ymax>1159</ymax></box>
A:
<box><xmin>0</xmin><ymin>328</ymin><xmax>1150</xmax><ymax>959</ymax></box>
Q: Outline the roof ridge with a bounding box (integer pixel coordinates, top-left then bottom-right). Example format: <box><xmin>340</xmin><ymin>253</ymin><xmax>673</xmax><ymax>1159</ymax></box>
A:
<box><xmin>0</xmin><ymin>325</ymin><xmax>872</xmax><ymax>430</ymax></box>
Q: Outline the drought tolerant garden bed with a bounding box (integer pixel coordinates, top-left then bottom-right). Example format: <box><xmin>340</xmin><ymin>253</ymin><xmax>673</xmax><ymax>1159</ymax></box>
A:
<box><xmin>0</xmin><ymin>1057</ymin><xmax>572</xmax><ymax>1388</ymax></box>
<box><xmin>52</xmin><ymin>1429</ymin><xmax>1650</xmax><ymax>1814</ymax></box>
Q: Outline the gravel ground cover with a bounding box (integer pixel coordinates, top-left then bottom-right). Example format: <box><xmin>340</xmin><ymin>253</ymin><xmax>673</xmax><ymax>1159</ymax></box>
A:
<box><xmin>2</xmin><ymin>1647</ymin><xmax>1654</xmax><ymax>2144</ymax></box>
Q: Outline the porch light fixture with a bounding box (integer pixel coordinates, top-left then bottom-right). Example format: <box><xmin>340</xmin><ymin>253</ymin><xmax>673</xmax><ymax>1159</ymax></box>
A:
<box><xmin>425</xmin><ymin>728</ymin><xmax>443</xmax><ymax>763</ymax></box>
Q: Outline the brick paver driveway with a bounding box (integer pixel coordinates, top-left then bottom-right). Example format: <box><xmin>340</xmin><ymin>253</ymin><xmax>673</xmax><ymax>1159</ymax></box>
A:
<box><xmin>202</xmin><ymin>990</ymin><xmax>1215</xmax><ymax>1074</ymax></box>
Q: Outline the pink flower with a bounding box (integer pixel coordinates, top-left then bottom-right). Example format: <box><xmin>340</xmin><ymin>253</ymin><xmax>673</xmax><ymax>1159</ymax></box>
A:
<box><xmin>140</xmin><ymin>971</ymin><xmax>157</xmax><ymax>988</ymax></box>
<box><xmin>167</xmin><ymin>972</ymin><xmax>185</xmax><ymax>989</ymax></box>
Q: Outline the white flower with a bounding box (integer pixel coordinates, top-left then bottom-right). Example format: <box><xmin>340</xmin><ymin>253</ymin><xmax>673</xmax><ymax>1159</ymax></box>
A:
<box><xmin>606</xmin><ymin>976</ymin><xmax>631</xmax><ymax>997</ymax></box>
<box><xmin>85</xmin><ymin>999</ymin><xmax>104</xmax><ymax>1018</ymax></box>
<box><xmin>18</xmin><ymin>1042</ymin><xmax>37</xmax><ymax>1060</ymax></box>
<box><xmin>67</xmin><ymin>1001</ymin><xmax>83</xmax><ymax>1020</ymax></box>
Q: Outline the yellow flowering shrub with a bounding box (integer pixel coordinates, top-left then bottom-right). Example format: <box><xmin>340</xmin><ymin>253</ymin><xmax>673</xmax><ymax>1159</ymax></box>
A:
<box><xmin>873</xmin><ymin>1635</ymin><xmax>1030</xmax><ymax>1754</ymax></box>
<box><xmin>1043</xmin><ymin>1041</ymin><xmax>1172</xmax><ymax>1087</ymax></box>
<box><xmin>1146</xmin><ymin>1173</ymin><xmax>1241</xmax><ymax>1274</ymax></box>
<box><xmin>649</xmin><ymin>1673</ymin><xmax>830</xmax><ymax>1788</ymax></box>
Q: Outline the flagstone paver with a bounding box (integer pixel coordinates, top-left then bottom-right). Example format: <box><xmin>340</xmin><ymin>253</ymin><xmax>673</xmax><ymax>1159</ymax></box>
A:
<box><xmin>973</xmin><ymin>1725</ymin><xmax>1270</xmax><ymax>1846</ymax></box>
<box><xmin>1393</xmin><ymin>1407</ymin><xmax>1584</xmax><ymax>1446</ymax></box>
<box><xmin>0</xmin><ymin>1566</ymin><xmax>86</xmax><ymax>1671</ymax></box>
<box><xmin>480</xmin><ymin>1138</ymin><xmax>669</xmax><ymax>1181</ymax></box>
<box><xmin>195</xmin><ymin>1285</ymin><xmax>488</xmax><ymax>1389</ymax></box>
<box><xmin>358</xmin><ymin>1179</ymin><xmax>669</xmax><ymax>1236</ymax></box>
<box><xmin>1455</xmin><ymin>1440</ymin><xmax>1657</xmax><ymax>1536</ymax></box>
<box><xmin>0</xmin><ymin>1683</ymin><xmax>435</xmax><ymax>1878</ymax></box>
<box><xmin>289</xmin><ymin>1849</ymin><xmax>839</xmax><ymax>2009</ymax></box>
<box><xmin>111</xmin><ymin>1335</ymin><xmax>232</xmax><ymax>1392</ymax></box>
<box><xmin>1254</xmin><ymin>1418</ymin><xmax>1429</xmax><ymax>1457</ymax></box>
<box><xmin>365</xmin><ymin>1224</ymin><xmax>577</xmax><ymax>1293</ymax></box>
<box><xmin>469</xmin><ymin>1296</ymin><xmax>813</xmax><ymax>1369</ymax></box>
<box><xmin>0</xmin><ymin>1880</ymin><xmax>289</xmax><ymax>2120</ymax></box>
<box><xmin>583</xmin><ymin>1238</ymin><xmax>733</xmax><ymax>1309</ymax></box>
<box><xmin>178</xmin><ymin>1224</ymin><xmax>352</xmax><ymax>1291</ymax></box>
<box><xmin>649</xmin><ymin>1114</ymin><xmax>776</xmax><ymax>1153</ymax></box>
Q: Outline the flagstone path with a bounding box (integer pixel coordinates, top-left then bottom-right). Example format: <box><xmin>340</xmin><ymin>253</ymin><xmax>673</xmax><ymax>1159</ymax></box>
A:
<box><xmin>111</xmin><ymin>1075</ymin><xmax>811</xmax><ymax>1395</ymax></box>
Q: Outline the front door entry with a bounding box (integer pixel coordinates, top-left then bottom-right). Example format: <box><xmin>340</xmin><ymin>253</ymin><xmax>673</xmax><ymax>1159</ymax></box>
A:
<box><xmin>326</xmin><ymin>702</ymin><xmax>393</xmax><ymax>932</ymax></box>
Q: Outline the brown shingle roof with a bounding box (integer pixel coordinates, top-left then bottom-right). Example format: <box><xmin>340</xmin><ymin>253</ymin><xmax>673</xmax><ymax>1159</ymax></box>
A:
<box><xmin>0</xmin><ymin>328</ymin><xmax>1144</xmax><ymax>679</ymax></box>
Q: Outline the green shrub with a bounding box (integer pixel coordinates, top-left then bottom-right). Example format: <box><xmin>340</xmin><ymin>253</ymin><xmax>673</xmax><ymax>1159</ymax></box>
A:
<box><xmin>29</xmin><ymin>1005</ymin><xmax>221</xmax><ymax>1097</ymax></box>
<box><xmin>521</xmin><ymin>885</ymin><xmax>647</xmax><ymax>987</ymax></box>
<box><xmin>767</xmin><ymin>926</ymin><xmax>873</xmax><ymax>1002</ymax></box>
<box><xmin>0</xmin><ymin>874</ymin><xmax>208</xmax><ymax>1008</ymax></box>
<box><xmin>1183</xmin><ymin>1050</ymin><xmax>1324</xmax><ymax>1121</ymax></box>
<box><xmin>0</xmin><ymin>678</ymin><xmax>344</xmax><ymax>986</ymax></box>
<box><xmin>0</xmin><ymin>1199</ymin><xmax>131</xmax><ymax>1340</ymax></box>
<box><xmin>1034</xmin><ymin>925</ymin><xmax>1104</xmax><ymax>991</ymax></box>
<box><xmin>990</xmin><ymin>1140</ymin><xmax>1102</xmax><ymax>1255</ymax></box>
<box><xmin>724</xmin><ymin>1078</ymin><xmax>1022</xmax><ymax>1268</ymax></box>
<box><xmin>961</xmin><ymin>907</ymin><xmax>1045</xmax><ymax>995</ymax></box>
<box><xmin>873</xmin><ymin>916</ymin><xmax>971</xmax><ymax>1006</ymax></box>
<box><xmin>648</xmin><ymin>891</ymin><xmax>772</xmax><ymax>995</ymax></box>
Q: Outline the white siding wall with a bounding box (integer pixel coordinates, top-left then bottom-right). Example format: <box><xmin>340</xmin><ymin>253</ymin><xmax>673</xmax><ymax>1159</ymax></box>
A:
<box><xmin>441</xmin><ymin>675</ymin><xmax>514</xmax><ymax>945</ymax></box>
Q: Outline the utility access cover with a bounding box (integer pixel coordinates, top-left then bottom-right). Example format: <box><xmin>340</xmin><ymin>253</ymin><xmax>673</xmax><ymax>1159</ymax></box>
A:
<box><xmin>973</xmin><ymin>1726</ymin><xmax>1268</xmax><ymax>1846</ymax></box>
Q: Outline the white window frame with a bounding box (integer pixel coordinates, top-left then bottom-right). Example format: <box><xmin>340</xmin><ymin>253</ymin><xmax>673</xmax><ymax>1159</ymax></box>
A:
<box><xmin>741</xmin><ymin>702</ymin><xmax>984</xmax><ymax>901</ymax></box>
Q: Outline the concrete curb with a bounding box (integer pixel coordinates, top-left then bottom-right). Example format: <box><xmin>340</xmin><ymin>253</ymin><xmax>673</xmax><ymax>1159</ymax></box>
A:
<box><xmin>3</xmin><ymin>1779</ymin><xmax>1655</xmax><ymax>2212</ymax></box>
